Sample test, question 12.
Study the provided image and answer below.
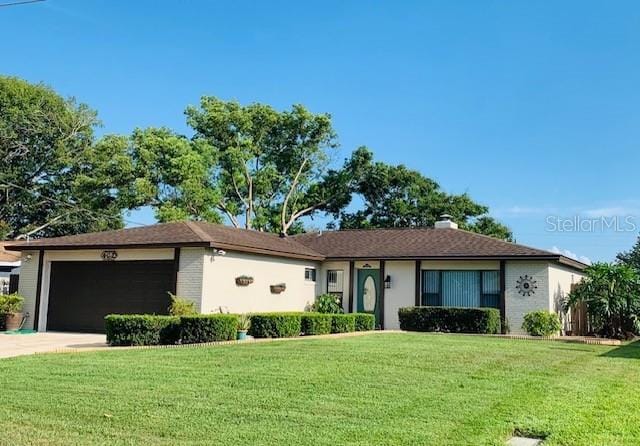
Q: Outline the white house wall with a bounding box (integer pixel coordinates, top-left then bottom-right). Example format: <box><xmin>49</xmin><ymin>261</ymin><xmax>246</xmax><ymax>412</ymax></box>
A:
<box><xmin>384</xmin><ymin>261</ymin><xmax>416</xmax><ymax>329</ymax></box>
<box><xmin>504</xmin><ymin>261</ymin><xmax>550</xmax><ymax>335</ymax></box>
<box><xmin>200</xmin><ymin>250</ymin><xmax>319</xmax><ymax>314</ymax></box>
<box><xmin>175</xmin><ymin>248</ymin><xmax>205</xmax><ymax>311</ymax></box>
<box><xmin>548</xmin><ymin>263</ymin><xmax>584</xmax><ymax>332</ymax></box>
<box><xmin>16</xmin><ymin>251</ymin><xmax>40</xmax><ymax>330</ymax></box>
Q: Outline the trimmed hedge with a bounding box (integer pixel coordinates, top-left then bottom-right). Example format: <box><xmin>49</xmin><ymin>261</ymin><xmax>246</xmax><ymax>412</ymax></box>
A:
<box><xmin>398</xmin><ymin>306</ymin><xmax>501</xmax><ymax>334</ymax></box>
<box><xmin>354</xmin><ymin>313</ymin><xmax>375</xmax><ymax>331</ymax></box>
<box><xmin>105</xmin><ymin>315</ymin><xmax>180</xmax><ymax>346</ymax></box>
<box><xmin>249</xmin><ymin>313</ymin><xmax>302</xmax><ymax>338</ymax></box>
<box><xmin>301</xmin><ymin>313</ymin><xmax>333</xmax><ymax>335</ymax></box>
<box><xmin>180</xmin><ymin>314</ymin><xmax>238</xmax><ymax>344</ymax></box>
<box><xmin>522</xmin><ymin>311</ymin><xmax>562</xmax><ymax>336</ymax></box>
<box><xmin>331</xmin><ymin>314</ymin><xmax>356</xmax><ymax>333</ymax></box>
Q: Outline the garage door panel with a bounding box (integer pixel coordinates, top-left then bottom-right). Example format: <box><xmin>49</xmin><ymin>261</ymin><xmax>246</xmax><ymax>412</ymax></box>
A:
<box><xmin>47</xmin><ymin>261</ymin><xmax>175</xmax><ymax>333</ymax></box>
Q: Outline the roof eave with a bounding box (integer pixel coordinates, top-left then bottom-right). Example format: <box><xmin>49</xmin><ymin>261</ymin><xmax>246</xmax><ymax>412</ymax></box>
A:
<box><xmin>323</xmin><ymin>254</ymin><xmax>563</xmax><ymax>261</ymax></box>
<box><xmin>5</xmin><ymin>240</ymin><xmax>325</xmax><ymax>261</ymax></box>
<box><xmin>4</xmin><ymin>241</ymin><xmax>212</xmax><ymax>252</ymax></box>
<box><xmin>210</xmin><ymin>241</ymin><xmax>325</xmax><ymax>261</ymax></box>
<box><xmin>322</xmin><ymin>254</ymin><xmax>588</xmax><ymax>271</ymax></box>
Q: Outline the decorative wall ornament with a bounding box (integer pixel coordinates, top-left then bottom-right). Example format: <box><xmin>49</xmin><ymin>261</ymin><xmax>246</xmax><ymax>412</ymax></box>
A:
<box><xmin>235</xmin><ymin>275</ymin><xmax>254</xmax><ymax>286</ymax></box>
<box><xmin>101</xmin><ymin>250</ymin><xmax>118</xmax><ymax>261</ymax></box>
<box><xmin>270</xmin><ymin>283</ymin><xmax>286</xmax><ymax>294</ymax></box>
<box><xmin>516</xmin><ymin>275</ymin><xmax>537</xmax><ymax>296</ymax></box>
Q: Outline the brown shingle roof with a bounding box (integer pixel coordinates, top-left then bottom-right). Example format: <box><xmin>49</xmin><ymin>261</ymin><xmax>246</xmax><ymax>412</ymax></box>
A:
<box><xmin>294</xmin><ymin>227</ymin><xmax>586</xmax><ymax>268</ymax></box>
<box><xmin>4</xmin><ymin>223</ymin><xmax>586</xmax><ymax>269</ymax></box>
<box><xmin>4</xmin><ymin>222</ymin><xmax>325</xmax><ymax>261</ymax></box>
<box><xmin>0</xmin><ymin>242</ymin><xmax>21</xmax><ymax>263</ymax></box>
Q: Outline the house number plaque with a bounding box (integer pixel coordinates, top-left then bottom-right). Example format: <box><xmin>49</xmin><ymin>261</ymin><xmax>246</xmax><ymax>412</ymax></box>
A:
<box><xmin>101</xmin><ymin>250</ymin><xmax>118</xmax><ymax>261</ymax></box>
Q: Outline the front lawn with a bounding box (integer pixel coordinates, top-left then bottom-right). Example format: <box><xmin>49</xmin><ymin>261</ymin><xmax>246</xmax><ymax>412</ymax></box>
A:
<box><xmin>1</xmin><ymin>333</ymin><xmax>639</xmax><ymax>445</ymax></box>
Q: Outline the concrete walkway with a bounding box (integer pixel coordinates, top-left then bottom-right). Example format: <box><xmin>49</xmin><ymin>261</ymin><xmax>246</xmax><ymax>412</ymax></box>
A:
<box><xmin>0</xmin><ymin>332</ymin><xmax>107</xmax><ymax>359</ymax></box>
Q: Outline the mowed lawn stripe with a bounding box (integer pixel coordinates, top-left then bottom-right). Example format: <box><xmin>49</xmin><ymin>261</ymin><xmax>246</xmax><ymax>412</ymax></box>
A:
<box><xmin>1</xmin><ymin>333</ymin><xmax>639</xmax><ymax>445</ymax></box>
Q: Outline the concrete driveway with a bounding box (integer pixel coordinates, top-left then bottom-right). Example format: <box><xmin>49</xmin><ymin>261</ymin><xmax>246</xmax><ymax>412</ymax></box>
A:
<box><xmin>0</xmin><ymin>332</ymin><xmax>107</xmax><ymax>359</ymax></box>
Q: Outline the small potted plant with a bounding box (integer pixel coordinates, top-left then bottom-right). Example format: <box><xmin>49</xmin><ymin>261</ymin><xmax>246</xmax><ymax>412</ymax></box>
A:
<box><xmin>237</xmin><ymin>314</ymin><xmax>251</xmax><ymax>340</ymax></box>
<box><xmin>0</xmin><ymin>293</ymin><xmax>25</xmax><ymax>331</ymax></box>
<box><xmin>235</xmin><ymin>275</ymin><xmax>254</xmax><ymax>287</ymax></box>
<box><xmin>270</xmin><ymin>283</ymin><xmax>286</xmax><ymax>294</ymax></box>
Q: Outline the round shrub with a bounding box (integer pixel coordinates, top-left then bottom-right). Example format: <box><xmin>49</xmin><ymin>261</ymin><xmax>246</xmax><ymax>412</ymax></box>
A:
<box><xmin>301</xmin><ymin>313</ymin><xmax>332</xmax><ymax>335</ymax></box>
<box><xmin>249</xmin><ymin>313</ymin><xmax>302</xmax><ymax>338</ymax></box>
<box><xmin>105</xmin><ymin>315</ymin><xmax>180</xmax><ymax>346</ymax></box>
<box><xmin>354</xmin><ymin>313</ymin><xmax>375</xmax><ymax>331</ymax></box>
<box><xmin>398</xmin><ymin>307</ymin><xmax>501</xmax><ymax>334</ymax></box>
<box><xmin>331</xmin><ymin>314</ymin><xmax>356</xmax><ymax>333</ymax></box>
<box><xmin>310</xmin><ymin>294</ymin><xmax>344</xmax><ymax>314</ymax></box>
<box><xmin>522</xmin><ymin>311</ymin><xmax>562</xmax><ymax>336</ymax></box>
<box><xmin>180</xmin><ymin>314</ymin><xmax>238</xmax><ymax>344</ymax></box>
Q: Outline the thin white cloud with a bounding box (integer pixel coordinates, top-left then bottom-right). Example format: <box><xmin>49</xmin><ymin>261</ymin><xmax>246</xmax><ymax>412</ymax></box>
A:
<box><xmin>582</xmin><ymin>206</ymin><xmax>640</xmax><ymax>218</ymax></box>
<box><xmin>550</xmin><ymin>246</ymin><xmax>592</xmax><ymax>265</ymax></box>
<box><xmin>493</xmin><ymin>206</ymin><xmax>556</xmax><ymax>217</ymax></box>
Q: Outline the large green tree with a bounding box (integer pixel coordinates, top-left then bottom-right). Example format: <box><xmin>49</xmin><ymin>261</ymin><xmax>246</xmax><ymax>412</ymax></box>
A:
<box><xmin>0</xmin><ymin>76</ymin><xmax>137</xmax><ymax>239</ymax></box>
<box><xmin>127</xmin><ymin>98</ymin><xmax>352</xmax><ymax>235</ymax></box>
<box><xmin>617</xmin><ymin>236</ymin><xmax>640</xmax><ymax>272</ymax></box>
<box><xmin>334</xmin><ymin>147</ymin><xmax>513</xmax><ymax>240</ymax></box>
<box><xmin>566</xmin><ymin>262</ymin><xmax>640</xmax><ymax>338</ymax></box>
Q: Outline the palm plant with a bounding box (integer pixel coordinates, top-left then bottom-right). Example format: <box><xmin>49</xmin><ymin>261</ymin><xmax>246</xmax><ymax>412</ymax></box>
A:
<box><xmin>566</xmin><ymin>262</ymin><xmax>640</xmax><ymax>339</ymax></box>
<box><xmin>237</xmin><ymin>314</ymin><xmax>251</xmax><ymax>332</ymax></box>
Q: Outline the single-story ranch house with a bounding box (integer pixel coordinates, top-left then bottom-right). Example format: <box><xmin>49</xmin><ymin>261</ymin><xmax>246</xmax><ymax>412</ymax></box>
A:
<box><xmin>6</xmin><ymin>217</ymin><xmax>586</xmax><ymax>334</ymax></box>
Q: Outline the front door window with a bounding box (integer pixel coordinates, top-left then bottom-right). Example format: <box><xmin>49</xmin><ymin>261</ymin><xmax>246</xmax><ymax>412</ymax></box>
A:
<box><xmin>363</xmin><ymin>276</ymin><xmax>376</xmax><ymax>312</ymax></box>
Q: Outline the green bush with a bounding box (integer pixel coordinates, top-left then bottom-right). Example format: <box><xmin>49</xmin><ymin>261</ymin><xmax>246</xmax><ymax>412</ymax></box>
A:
<box><xmin>249</xmin><ymin>313</ymin><xmax>302</xmax><ymax>338</ymax></box>
<box><xmin>104</xmin><ymin>315</ymin><xmax>180</xmax><ymax>346</ymax></box>
<box><xmin>301</xmin><ymin>313</ymin><xmax>333</xmax><ymax>335</ymax></box>
<box><xmin>522</xmin><ymin>311</ymin><xmax>562</xmax><ymax>336</ymax></box>
<box><xmin>310</xmin><ymin>294</ymin><xmax>344</xmax><ymax>314</ymax></box>
<box><xmin>398</xmin><ymin>307</ymin><xmax>501</xmax><ymax>334</ymax></box>
<box><xmin>354</xmin><ymin>313</ymin><xmax>375</xmax><ymax>331</ymax></box>
<box><xmin>0</xmin><ymin>293</ymin><xmax>24</xmax><ymax>315</ymax></box>
<box><xmin>180</xmin><ymin>314</ymin><xmax>238</xmax><ymax>344</ymax></box>
<box><xmin>168</xmin><ymin>293</ymin><xmax>197</xmax><ymax>316</ymax></box>
<box><xmin>331</xmin><ymin>314</ymin><xmax>356</xmax><ymax>333</ymax></box>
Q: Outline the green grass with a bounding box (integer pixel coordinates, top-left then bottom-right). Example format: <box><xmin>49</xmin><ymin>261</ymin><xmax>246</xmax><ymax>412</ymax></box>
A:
<box><xmin>1</xmin><ymin>333</ymin><xmax>640</xmax><ymax>445</ymax></box>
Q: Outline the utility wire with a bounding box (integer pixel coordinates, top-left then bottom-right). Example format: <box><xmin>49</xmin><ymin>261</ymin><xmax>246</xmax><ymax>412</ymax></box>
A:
<box><xmin>0</xmin><ymin>180</ymin><xmax>148</xmax><ymax>228</ymax></box>
<box><xmin>0</xmin><ymin>0</ymin><xmax>45</xmax><ymax>8</ymax></box>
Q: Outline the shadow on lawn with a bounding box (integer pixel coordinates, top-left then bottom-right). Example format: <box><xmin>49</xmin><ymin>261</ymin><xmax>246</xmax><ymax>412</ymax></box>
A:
<box><xmin>601</xmin><ymin>340</ymin><xmax>640</xmax><ymax>359</ymax></box>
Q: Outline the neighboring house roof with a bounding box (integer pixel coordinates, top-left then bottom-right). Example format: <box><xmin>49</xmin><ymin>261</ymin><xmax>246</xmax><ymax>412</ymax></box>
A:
<box><xmin>4</xmin><ymin>222</ymin><xmax>587</xmax><ymax>269</ymax></box>
<box><xmin>0</xmin><ymin>242</ymin><xmax>21</xmax><ymax>265</ymax></box>
<box><xmin>293</xmin><ymin>227</ymin><xmax>587</xmax><ymax>270</ymax></box>
<box><xmin>4</xmin><ymin>222</ymin><xmax>325</xmax><ymax>261</ymax></box>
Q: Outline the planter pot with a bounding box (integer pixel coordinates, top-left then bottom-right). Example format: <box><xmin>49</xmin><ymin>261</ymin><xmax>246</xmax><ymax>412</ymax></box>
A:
<box><xmin>235</xmin><ymin>277</ymin><xmax>254</xmax><ymax>287</ymax></box>
<box><xmin>270</xmin><ymin>283</ymin><xmax>286</xmax><ymax>294</ymax></box>
<box><xmin>237</xmin><ymin>330</ymin><xmax>248</xmax><ymax>340</ymax></box>
<box><xmin>5</xmin><ymin>312</ymin><xmax>23</xmax><ymax>331</ymax></box>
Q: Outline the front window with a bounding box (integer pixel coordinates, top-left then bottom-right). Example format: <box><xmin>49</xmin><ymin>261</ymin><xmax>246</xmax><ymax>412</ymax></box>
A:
<box><xmin>421</xmin><ymin>270</ymin><xmax>501</xmax><ymax>309</ymax></box>
<box><xmin>305</xmin><ymin>268</ymin><xmax>316</xmax><ymax>282</ymax></box>
<box><xmin>327</xmin><ymin>269</ymin><xmax>344</xmax><ymax>297</ymax></box>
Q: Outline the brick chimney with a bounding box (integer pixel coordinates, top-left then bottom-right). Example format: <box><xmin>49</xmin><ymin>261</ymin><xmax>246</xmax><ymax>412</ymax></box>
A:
<box><xmin>434</xmin><ymin>214</ymin><xmax>458</xmax><ymax>229</ymax></box>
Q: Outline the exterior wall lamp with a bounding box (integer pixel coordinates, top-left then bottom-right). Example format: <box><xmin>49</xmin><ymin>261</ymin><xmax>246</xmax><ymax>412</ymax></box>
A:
<box><xmin>384</xmin><ymin>275</ymin><xmax>392</xmax><ymax>289</ymax></box>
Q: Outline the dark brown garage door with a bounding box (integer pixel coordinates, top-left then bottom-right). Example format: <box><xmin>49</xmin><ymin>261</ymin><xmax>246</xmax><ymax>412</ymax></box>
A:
<box><xmin>47</xmin><ymin>261</ymin><xmax>175</xmax><ymax>333</ymax></box>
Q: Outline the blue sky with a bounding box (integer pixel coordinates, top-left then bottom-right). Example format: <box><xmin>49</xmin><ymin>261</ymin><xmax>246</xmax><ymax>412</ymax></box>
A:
<box><xmin>2</xmin><ymin>0</ymin><xmax>639</xmax><ymax>262</ymax></box>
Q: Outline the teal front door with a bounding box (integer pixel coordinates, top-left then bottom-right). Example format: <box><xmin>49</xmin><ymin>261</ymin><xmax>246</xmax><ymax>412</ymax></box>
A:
<box><xmin>357</xmin><ymin>269</ymin><xmax>381</xmax><ymax>328</ymax></box>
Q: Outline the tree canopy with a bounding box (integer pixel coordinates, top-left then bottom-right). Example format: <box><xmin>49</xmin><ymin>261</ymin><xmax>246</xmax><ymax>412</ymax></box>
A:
<box><xmin>566</xmin><ymin>262</ymin><xmax>640</xmax><ymax>338</ymax></box>
<box><xmin>617</xmin><ymin>236</ymin><xmax>640</xmax><ymax>272</ymax></box>
<box><xmin>334</xmin><ymin>147</ymin><xmax>513</xmax><ymax>240</ymax></box>
<box><xmin>0</xmin><ymin>76</ymin><xmax>136</xmax><ymax>239</ymax></box>
<box><xmin>1</xmin><ymin>78</ymin><xmax>511</xmax><ymax>241</ymax></box>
